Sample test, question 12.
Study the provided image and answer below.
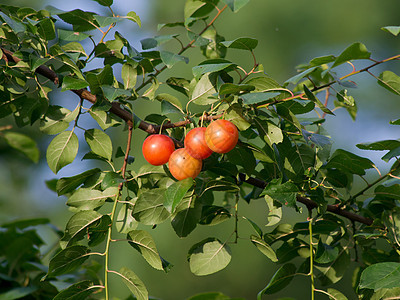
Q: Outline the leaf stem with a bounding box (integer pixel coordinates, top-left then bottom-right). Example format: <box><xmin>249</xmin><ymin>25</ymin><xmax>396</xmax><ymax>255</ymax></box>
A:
<box><xmin>104</xmin><ymin>125</ymin><xmax>133</xmax><ymax>299</ymax></box>
<box><xmin>308</xmin><ymin>212</ymin><xmax>315</xmax><ymax>300</ymax></box>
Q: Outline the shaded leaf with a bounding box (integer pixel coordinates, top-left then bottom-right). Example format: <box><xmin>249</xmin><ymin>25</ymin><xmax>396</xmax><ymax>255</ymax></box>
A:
<box><xmin>222</xmin><ymin>0</ymin><xmax>250</xmax><ymax>12</ymax></box>
<box><xmin>47</xmin><ymin>245</ymin><xmax>90</xmax><ymax>277</ymax></box>
<box><xmin>164</xmin><ymin>178</ymin><xmax>193</xmax><ymax>213</ymax></box>
<box><xmin>127</xmin><ymin>230</ymin><xmax>164</xmax><ymax>271</ymax></box>
<box><xmin>3</xmin><ymin>132</ymin><xmax>39</xmax><ymax>163</ymax></box>
<box><xmin>133</xmin><ymin>189</ymin><xmax>170</xmax><ymax>225</ymax></box>
<box><xmin>56</xmin><ymin>168</ymin><xmax>100</xmax><ymax>196</ymax></box>
<box><xmin>262</xmin><ymin>180</ymin><xmax>298</xmax><ymax>209</ymax></box>
<box><xmin>250</xmin><ymin>235</ymin><xmax>278</xmax><ymax>262</ymax></box>
<box><xmin>257</xmin><ymin>263</ymin><xmax>296</xmax><ymax>296</ymax></box>
<box><xmin>53</xmin><ymin>280</ymin><xmax>99</xmax><ymax>300</ymax></box>
<box><xmin>324</xmin><ymin>149</ymin><xmax>374</xmax><ymax>176</ymax></box>
<box><xmin>220</xmin><ymin>37</ymin><xmax>258</xmax><ymax>50</ymax></box>
<box><xmin>118</xmin><ymin>267</ymin><xmax>148</xmax><ymax>300</ymax></box>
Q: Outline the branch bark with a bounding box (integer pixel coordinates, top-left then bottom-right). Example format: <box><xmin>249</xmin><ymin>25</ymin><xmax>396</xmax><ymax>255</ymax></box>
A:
<box><xmin>1</xmin><ymin>48</ymin><xmax>374</xmax><ymax>226</ymax></box>
<box><xmin>238</xmin><ymin>173</ymin><xmax>373</xmax><ymax>226</ymax></box>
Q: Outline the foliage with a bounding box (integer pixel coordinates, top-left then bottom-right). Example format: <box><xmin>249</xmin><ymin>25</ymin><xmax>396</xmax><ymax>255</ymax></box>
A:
<box><xmin>1</xmin><ymin>0</ymin><xmax>400</xmax><ymax>299</ymax></box>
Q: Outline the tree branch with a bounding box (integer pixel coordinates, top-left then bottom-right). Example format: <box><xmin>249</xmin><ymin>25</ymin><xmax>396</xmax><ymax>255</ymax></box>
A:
<box><xmin>237</xmin><ymin>173</ymin><xmax>373</xmax><ymax>226</ymax></box>
<box><xmin>1</xmin><ymin>47</ymin><xmax>374</xmax><ymax>226</ymax></box>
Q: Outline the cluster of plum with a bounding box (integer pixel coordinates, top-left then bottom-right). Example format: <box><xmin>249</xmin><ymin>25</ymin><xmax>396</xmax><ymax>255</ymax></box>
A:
<box><xmin>141</xmin><ymin>119</ymin><xmax>239</xmax><ymax>180</ymax></box>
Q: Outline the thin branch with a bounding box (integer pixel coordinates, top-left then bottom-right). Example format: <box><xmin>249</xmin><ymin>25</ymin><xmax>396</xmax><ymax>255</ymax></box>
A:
<box><xmin>237</xmin><ymin>173</ymin><xmax>373</xmax><ymax>226</ymax></box>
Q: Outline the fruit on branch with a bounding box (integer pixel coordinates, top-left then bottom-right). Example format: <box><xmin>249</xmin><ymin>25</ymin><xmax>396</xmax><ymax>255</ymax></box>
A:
<box><xmin>184</xmin><ymin>127</ymin><xmax>213</xmax><ymax>160</ymax></box>
<box><xmin>205</xmin><ymin>119</ymin><xmax>239</xmax><ymax>153</ymax></box>
<box><xmin>142</xmin><ymin>134</ymin><xmax>175</xmax><ymax>166</ymax></box>
<box><xmin>168</xmin><ymin>148</ymin><xmax>202</xmax><ymax>181</ymax></box>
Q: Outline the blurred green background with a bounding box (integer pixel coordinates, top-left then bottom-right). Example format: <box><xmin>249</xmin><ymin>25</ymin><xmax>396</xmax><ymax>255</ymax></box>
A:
<box><xmin>1</xmin><ymin>0</ymin><xmax>400</xmax><ymax>299</ymax></box>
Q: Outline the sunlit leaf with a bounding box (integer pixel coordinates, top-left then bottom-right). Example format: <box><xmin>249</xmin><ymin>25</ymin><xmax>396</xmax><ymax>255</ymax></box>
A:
<box><xmin>46</xmin><ymin>131</ymin><xmax>79</xmax><ymax>174</ymax></box>
<box><xmin>188</xmin><ymin>238</ymin><xmax>232</xmax><ymax>276</ymax></box>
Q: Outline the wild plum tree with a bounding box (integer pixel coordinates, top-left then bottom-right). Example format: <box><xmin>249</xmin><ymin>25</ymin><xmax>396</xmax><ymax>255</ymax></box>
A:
<box><xmin>1</xmin><ymin>0</ymin><xmax>400</xmax><ymax>299</ymax></box>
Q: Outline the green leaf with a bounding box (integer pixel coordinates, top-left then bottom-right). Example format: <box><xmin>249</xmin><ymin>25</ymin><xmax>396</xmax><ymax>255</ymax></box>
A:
<box><xmin>315</xmin><ymin>240</ymin><xmax>339</xmax><ymax>264</ymax></box>
<box><xmin>303</xmin><ymin>85</ymin><xmax>334</xmax><ymax>115</ymax></box>
<box><xmin>264</xmin><ymin>197</ymin><xmax>282</xmax><ymax>227</ymax></box>
<box><xmin>163</xmin><ymin>178</ymin><xmax>193</xmax><ymax>213</ymax></box>
<box><xmin>46</xmin><ymin>131</ymin><xmax>79</xmax><ymax>174</ymax></box>
<box><xmin>332</xmin><ymin>42</ymin><xmax>371</xmax><ymax>68</ymax></box>
<box><xmin>57</xmin><ymin>9</ymin><xmax>99</xmax><ymax>32</ymax></box>
<box><xmin>250</xmin><ymin>235</ymin><xmax>278</xmax><ymax>262</ymax></box>
<box><xmin>360</xmin><ymin>262</ymin><xmax>400</xmax><ymax>291</ymax></box>
<box><xmin>381</xmin><ymin>26</ymin><xmax>400</xmax><ymax>36</ymax></box>
<box><xmin>188</xmin><ymin>238</ymin><xmax>232</xmax><ymax>276</ymax></box>
<box><xmin>0</xmin><ymin>286</ymin><xmax>38</xmax><ymax>300</ymax></box>
<box><xmin>172</xmin><ymin>198</ymin><xmax>201</xmax><ymax>237</ymax></box>
<box><xmin>53</xmin><ymin>280</ymin><xmax>99</xmax><ymax>300</ymax></box>
<box><xmin>315</xmin><ymin>248</ymin><xmax>350</xmax><ymax>285</ymax></box>
<box><xmin>222</xmin><ymin>0</ymin><xmax>250</xmax><ymax>12</ymax></box>
<box><xmin>84</xmin><ymin>129</ymin><xmax>113</xmax><ymax>161</ymax></box>
<box><xmin>220</xmin><ymin>37</ymin><xmax>258</xmax><ymax>50</ymax></box>
<box><xmin>46</xmin><ymin>245</ymin><xmax>90</xmax><ymax>277</ymax></box>
<box><xmin>86</xmin><ymin>65</ymin><xmax>114</xmax><ymax>95</ymax></box>
<box><xmin>327</xmin><ymin>288</ymin><xmax>348</xmax><ymax>300</ymax></box>
<box><xmin>254</xmin><ymin>117</ymin><xmax>283</xmax><ymax>146</ymax></box>
<box><xmin>309</xmin><ymin>55</ymin><xmax>336</xmax><ymax>67</ymax></box>
<box><xmin>102</xmin><ymin>86</ymin><xmax>131</xmax><ymax>101</ymax></box>
<box><xmin>224</xmin><ymin>103</ymin><xmax>251</xmax><ymax>130</ymax></box>
<box><xmin>166</xmin><ymin>77</ymin><xmax>191</xmax><ymax>96</ymax></box>
<box><xmin>190</xmin><ymin>73</ymin><xmax>218</xmax><ymax>105</ymax></box>
<box><xmin>357</xmin><ymin>139</ymin><xmax>400</xmax><ymax>151</ymax></box>
<box><xmin>187</xmin><ymin>292</ymin><xmax>236</xmax><ymax>300</ymax></box>
<box><xmin>60</xmin><ymin>210</ymin><xmax>103</xmax><ymax>248</ymax></box>
<box><xmin>121</xmin><ymin>63</ymin><xmax>137</xmax><ymax>89</ymax></box>
<box><xmin>284</xmin><ymin>66</ymin><xmax>318</xmax><ymax>85</ymax></box>
<box><xmin>116</xmin><ymin>203</ymin><xmax>138</xmax><ymax>234</ymax></box>
<box><xmin>90</xmin><ymin>110</ymin><xmax>122</xmax><ymax>130</ymax></box>
<box><xmin>226</xmin><ymin>147</ymin><xmax>256</xmax><ymax>176</ymax></box>
<box><xmin>40</xmin><ymin>105</ymin><xmax>77</xmax><ymax>135</ymax></box>
<box><xmin>61</xmin><ymin>76</ymin><xmax>89</xmax><ymax>91</ymax></box>
<box><xmin>127</xmin><ymin>230</ymin><xmax>164</xmax><ymax>271</ymax></box>
<box><xmin>37</xmin><ymin>18</ymin><xmax>56</xmax><ymax>40</ymax></box>
<box><xmin>124</xmin><ymin>11</ymin><xmax>141</xmax><ymax>27</ymax></box>
<box><xmin>133</xmin><ymin>189</ymin><xmax>170</xmax><ymax>225</ymax></box>
<box><xmin>240</xmin><ymin>91</ymin><xmax>280</xmax><ymax>105</ymax></box>
<box><xmin>160</xmin><ymin>50</ymin><xmax>189</xmax><ymax>68</ymax></box>
<box><xmin>262</xmin><ymin>180</ymin><xmax>299</xmax><ymax>209</ymax></box>
<box><xmin>184</xmin><ymin>0</ymin><xmax>218</xmax><ymax>25</ymax></box>
<box><xmin>3</xmin><ymin>132</ymin><xmax>39</xmax><ymax>163</ymax></box>
<box><xmin>245</xmin><ymin>76</ymin><xmax>281</xmax><ymax>91</ymax></box>
<box><xmin>192</xmin><ymin>59</ymin><xmax>235</xmax><ymax>79</ymax></box>
<box><xmin>67</xmin><ymin>187</ymin><xmax>118</xmax><ymax>210</ymax></box>
<box><xmin>219</xmin><ymin>83</ymin><xmax>255</xmax><ymax>95</ymax></box>
<box><xmin>257</xmin><ymin>263</ymin><xmax>296</xmax><ymax>296</ymax></box>
<box><xmin>91</xmin><ymin>0</ymin><xmax>113</xmax><ymax>6</ymax></box>
<box><xmin>324</xmin><ymin>149</ymin><xmax>374</xmax><ymax>176</ymax></box>
<box><xmin>377</xmin><ymin>71</ymin><xmax>400</xmax><ymax>96</ymax></box>
<box><xmin>56</xmin><ymin>168</ymin><xmax>100</xmax><ymax>196</ymax></box>
<box><xmin>200</xmin><ymin>206</ymin><xmax>231</xmax><ymax>226</ymax></box>
<box><xmin>117</xmin><ymin>267</ymin><xmax>148</xmax><ymax>300</ymax></box>
<box><xmin>58</xmin><ymin>29</ymin><xmax>90</xmax><ymax>41</ymax></box>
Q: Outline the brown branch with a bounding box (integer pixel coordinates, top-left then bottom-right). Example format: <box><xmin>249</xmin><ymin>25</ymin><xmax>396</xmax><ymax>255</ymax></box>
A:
<box><xmin>238</xmin><ymin>173</ymin><xmax>373</xmax><ymax>226</ymax></box>
<box><xmin>1</xmin><ymin>46</ymin><xmax>375</xmax><ymax>226</ymax></box>
<box><xmin>2</xmin><ymin>48</ymin><xmax>59</xmax><ymax>85</ymax></box>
